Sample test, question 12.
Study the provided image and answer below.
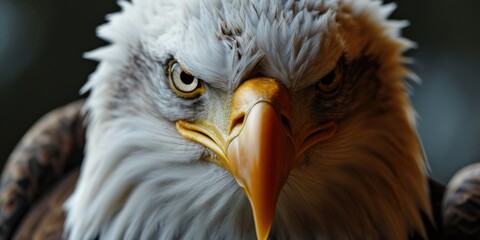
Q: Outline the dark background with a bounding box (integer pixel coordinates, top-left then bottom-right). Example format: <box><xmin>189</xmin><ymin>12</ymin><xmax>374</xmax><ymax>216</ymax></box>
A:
<box><xmin>0</xmin><ymin>0</ymin><xmax>479</xmax><ymax>184</ymax></box>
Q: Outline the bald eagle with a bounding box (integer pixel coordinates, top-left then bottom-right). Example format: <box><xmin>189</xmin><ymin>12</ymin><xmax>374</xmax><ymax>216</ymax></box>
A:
<box><xmin>0</xmin><ymin>0</ymin><xmax>463</xmax><ymax>239</ymax></box>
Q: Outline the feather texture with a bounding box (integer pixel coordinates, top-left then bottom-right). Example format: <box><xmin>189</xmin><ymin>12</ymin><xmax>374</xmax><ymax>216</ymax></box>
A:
<box><xmin>64</xmin><ymin>0</ymin><xmax>429</xmax><ymax>239</ymax></box>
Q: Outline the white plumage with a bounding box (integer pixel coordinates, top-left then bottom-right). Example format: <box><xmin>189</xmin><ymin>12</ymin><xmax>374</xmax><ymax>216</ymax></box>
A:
<box><xmin>65</xmin><ymin>0</ymin><xmax>430</xmax><ymax>239</ymax></box>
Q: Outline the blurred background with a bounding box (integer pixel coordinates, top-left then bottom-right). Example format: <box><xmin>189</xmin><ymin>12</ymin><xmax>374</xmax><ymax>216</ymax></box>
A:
<box><xmin>0</xmin><ymin>0</ymin><xmax>479</xmax><ymax>184</ymax></box>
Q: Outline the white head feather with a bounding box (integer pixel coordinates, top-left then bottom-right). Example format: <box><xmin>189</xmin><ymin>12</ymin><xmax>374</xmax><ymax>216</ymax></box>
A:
<box><xmin>65</xmin><ymin>0</ymin><xmax>430</xmax><ymax>239</ymax></box>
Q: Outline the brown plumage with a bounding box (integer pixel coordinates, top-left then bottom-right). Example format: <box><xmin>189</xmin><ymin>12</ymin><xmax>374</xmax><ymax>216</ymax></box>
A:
<box><xmin>0</xmin><ymin>101</ymin><xmax>85</xmax><ymax>239</ymax></box>
<box><xmin>443</xmin><ymin>164</ymin><xmax>480</xmax><ymax>238</ymax></box>
<box><xmin>12</xmin><ymin>169</ymin><xmax>79</xmax><ymax>240</ymax></box>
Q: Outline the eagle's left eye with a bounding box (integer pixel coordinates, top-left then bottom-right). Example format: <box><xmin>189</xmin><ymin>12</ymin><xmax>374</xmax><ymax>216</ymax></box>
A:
<box><xmin>317</xmin><ymin>68</ymin><xmax>342</xmax><ymax>94</ymax></box>
<box><xmin>168</xmin><ymin>61</ymin><xmax>204</xmax><ymax>98</ymax></box>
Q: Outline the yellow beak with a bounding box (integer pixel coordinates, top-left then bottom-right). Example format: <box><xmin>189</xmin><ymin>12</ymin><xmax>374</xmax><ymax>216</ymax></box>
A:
<box><xmin>176</xmin><ymin>78</ymin><xmax>336</xmax><ymax>240</ymax></box>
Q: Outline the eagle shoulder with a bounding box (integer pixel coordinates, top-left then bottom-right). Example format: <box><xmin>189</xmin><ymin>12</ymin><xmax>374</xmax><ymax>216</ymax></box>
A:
<box><xmin>0</xmin><ymin>101</ymin><xmax>85</xmax><ymax>239</ymax></box>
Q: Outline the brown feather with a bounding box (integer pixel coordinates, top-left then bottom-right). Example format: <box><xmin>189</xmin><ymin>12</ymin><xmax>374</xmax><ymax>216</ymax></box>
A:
<box><xmin>0</xmin><ymin>101</ymin><xmax>85</xmax><ymax>239</ymax></box>
<box><xmin>443</xmin><ymin>163</ymin><xmax>480</xmax><ymax>238</ymax></box>
<box><xmin>12</xmin><ymin>169</ymin><xmax>79</xmax><ymax>240</ymax></box>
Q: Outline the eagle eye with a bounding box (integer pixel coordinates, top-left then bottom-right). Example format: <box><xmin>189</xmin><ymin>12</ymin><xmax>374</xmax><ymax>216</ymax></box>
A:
<box><xmin>317</xmin><ymin>68</ymin><xmax>342</xmax><ymax>94</ymax></box>
<box><xmin>168</xmin><ymin>61</ymin><xmax>204</xmax><ymax>98</ymax></box>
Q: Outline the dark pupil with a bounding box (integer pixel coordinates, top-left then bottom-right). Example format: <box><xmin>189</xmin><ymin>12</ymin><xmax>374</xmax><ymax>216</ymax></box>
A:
<box><xmin>180</xmin><ymin>71</ymin><xmax>194</xmax><ymax>85</ymax></box>
<box><xmin>321</xmin><ymin>70</ymin><xmax>336</xmax><ymax>86</ymax></box>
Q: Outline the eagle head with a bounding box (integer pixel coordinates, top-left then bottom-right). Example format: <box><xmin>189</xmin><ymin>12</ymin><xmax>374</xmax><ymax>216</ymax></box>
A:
<box><xmin>65</xmin><ymin>0</ymin><xmax>430</xmax><ymax>239</ymax></box>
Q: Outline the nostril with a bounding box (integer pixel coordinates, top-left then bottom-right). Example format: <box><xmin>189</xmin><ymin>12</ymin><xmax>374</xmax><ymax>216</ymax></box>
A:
<box><xmin>280</xmin><ymin>113</ymin><xmax>292</xmax><ymax>133</ymax></box>
<box><xmin>230</xmin><ymin>114</ymin><xmax>245</xmax><ymax>133</ymax></box>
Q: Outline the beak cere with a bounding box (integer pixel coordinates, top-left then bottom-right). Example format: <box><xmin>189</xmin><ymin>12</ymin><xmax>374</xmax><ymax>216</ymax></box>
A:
<box><xmin>176</xmin><ymin>78</ymin><xmax>337</xmax><ymax>240</ymax></box>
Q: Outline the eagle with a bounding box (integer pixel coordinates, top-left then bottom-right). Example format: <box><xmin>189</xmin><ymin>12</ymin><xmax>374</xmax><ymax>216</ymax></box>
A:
<box><xmin>2</xmin><ymin>0</ymin><xmax>473</xmax><ymax>239</ymax></box>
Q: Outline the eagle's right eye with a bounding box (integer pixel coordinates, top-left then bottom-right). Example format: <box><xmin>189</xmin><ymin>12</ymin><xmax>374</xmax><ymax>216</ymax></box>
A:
<box><xmin>168</xmin><ymin>61</ymin><xmax>204</xmax><ymax>98</ymax></box>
